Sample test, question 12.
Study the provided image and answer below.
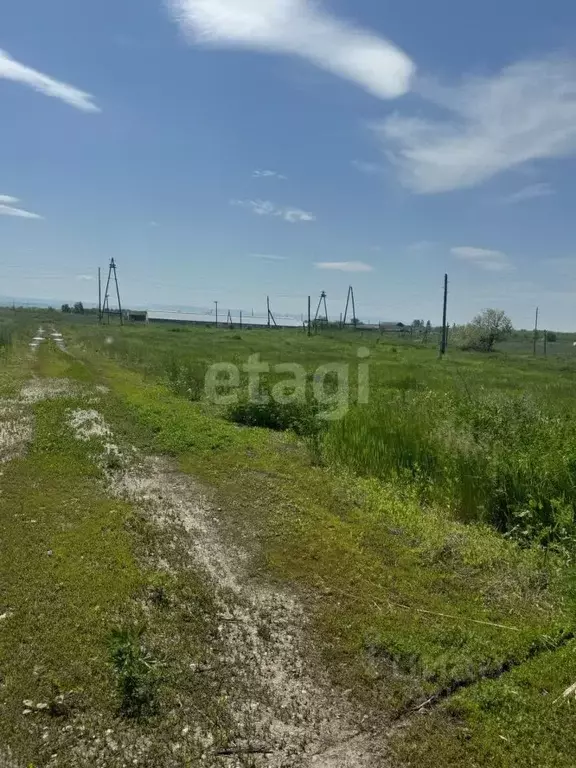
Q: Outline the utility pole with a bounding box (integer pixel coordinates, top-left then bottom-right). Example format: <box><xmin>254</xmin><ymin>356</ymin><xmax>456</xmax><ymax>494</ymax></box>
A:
<box><xmin>440</xmin><ymin>274</ymin><xmax>449</xmax><ymax>355</ymax></box>
<box><xmin>214</xmin><ymin>301</ymin><xmax>218</xmax><ymax>327</ymax></box>
<box><xmin>307</xmin><ymin>296</ymin><xmax>311</xmax><ymax>337</ymax></box>
<box><xmin>533</xmin><ymin>307</ymin><xmax>539</xmax><ymax>356</ymax></box>
<box><xmin>314</xmin><ymin>291</ymin><xmax>329</xmax><ymax>325</ymax></box>
<box><xmin>102</xmin><ymin>258</ymin><xmax>123</xmax><ymax>325</ymax></box>
<box><xmin>342</xmin><ymin>286</ymin><xmax>357</xmax><ymax>328</ymax></box>
<box><xmin>98</xmin><ymin>267</ymin><xmax>102</xmax><ymax>324</ymax></box>
<box><xmin>266</xmin><ymin>296</ymin><xmax>277</xmax><ymax>328</ymax></box>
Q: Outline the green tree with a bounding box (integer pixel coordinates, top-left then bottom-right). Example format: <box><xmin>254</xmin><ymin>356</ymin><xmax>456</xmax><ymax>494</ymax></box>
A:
<box><xmin>61</xmin><ymin>304</ymin><xmax>71</xmax><ymax>313</ymax></box>
<box><xmin>462</xmin><ymin>308</ymin><xmax>513</xmax><ymax>352</ymax></box>
<box><xmin>73</xmin><ymin>301</ymin><xmax>84</xmax><ymax>314</ymax></box>
<box><xmin>546</xmin><ymin>331</ymin><xmax>557</xmax><ymax>343</ymax></box>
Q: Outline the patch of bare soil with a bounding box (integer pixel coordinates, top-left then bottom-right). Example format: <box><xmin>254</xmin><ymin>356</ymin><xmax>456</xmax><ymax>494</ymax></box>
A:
<box><xmin>0</xmin><ymin>402</ymin><xmax>33</xmax><ymax>464</ymax></box>
<box><xmin>103</xmin><ymin>451</ymin><xmax>389</xmax><ymax>766</ymax></box>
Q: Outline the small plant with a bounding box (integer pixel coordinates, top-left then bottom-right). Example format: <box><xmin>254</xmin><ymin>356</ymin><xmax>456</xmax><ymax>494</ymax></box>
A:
<box><xmin>108</xmin><ymin>626</ymin><xmax>160</xmax><ymax>718</ymax></box>
<box><xmin>164</xmin><ymin>357</ymin><xmax>204</xmax><ymax>401</ymax></box>
<box><xmin>227</xmin><ymin>391</ymin><xmax>323</xmax><ymax>437</ymax></box>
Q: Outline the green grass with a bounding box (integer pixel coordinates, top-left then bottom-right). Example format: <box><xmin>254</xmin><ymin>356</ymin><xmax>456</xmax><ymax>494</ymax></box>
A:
<box><xmin>0</xmin><ymin>339</ymin><xmax>240</xmax><ymax>765</ymax></box>
<box><xmin>72</xmin><ymin>321</ymin><xmax>576</xmax><ymax>546</ymax></box>
<box><xmin>8</xmin><ymin>313</ymin><xmax>576</xmax><ymax>766</ymax></box>
<box><xmin>0</xmin><ymin>398</ymin><xmax>144</xmax><ymax>760</ymax></box>
<box><xmin>74</xmin><ymin>341</ymin><xmax>576</xmax><ymax>734</ymax></box>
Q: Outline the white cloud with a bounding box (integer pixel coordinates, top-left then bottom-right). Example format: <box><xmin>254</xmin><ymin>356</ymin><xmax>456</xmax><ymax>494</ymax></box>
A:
<box><xmin>251</xmin><ymin>253</ymin><xmax>287</xmax><ymax>260</ymax></box>
<box><xmin>0</xmin><ymin>49</ymin><xmax>100</xmax><ymax>112</ymax></box>
<box><xmin>451</xmin><ymin>246</ymin><xmax>513</xmax><ymax>272</ymax></box>
<box><xmin>501</xmin><ymin>182</ymin><xmax>555</xmax><ymax>204</ymax></box>
<box><xmin>374</xmin><ymin>58</ymin><xmax>576</xmax><ymax>193</ymax></box>
<box><xmin>0</xmin><ymin>195</ymin><xmax>43</xmax><ymax>220</ymax></box>
<box><xmin>76</xmin><ymin>274</ymin><xmax>96</xmax><ymax>281</ymax></box>
<box><xmin>167</xmin><ymin>0</ymin><xmax>415</xmax><ymax>99</ymax></box>
<box><xmin>253</xmin><ymin>169</ymin><xmax>287</xmax><ymax>179</ymax></box>
<box><xmin>315</xmin><ymin>261</ymin><xmax>374</xmax><ymax>272</ymax></box>
<box><xmin>283</xmin><ymin>207</ymin><xmax>314</xmax><ymax>223</ymax></box>
<box><xmin>231</xmin><ymin>198</ymin><xmax>315</xmax><ymax>222</ymax></box>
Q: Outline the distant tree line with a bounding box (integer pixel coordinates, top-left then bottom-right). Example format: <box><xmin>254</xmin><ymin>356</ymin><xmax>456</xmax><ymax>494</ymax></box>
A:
<box><xmin>61</xmin><ymin>302</ymin><xmax>85</xmax><ymax>314</ymax></box>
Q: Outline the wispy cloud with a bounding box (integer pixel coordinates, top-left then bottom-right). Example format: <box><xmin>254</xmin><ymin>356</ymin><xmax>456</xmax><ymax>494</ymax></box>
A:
<box><xmin>0</xmin><ymin>49</ymin><xmax>100</xmax><ymax>112</ymax></box>
<box><xmin>451</xmin><ymin>246</ymin><xmax>513</xmax><ymax>272</ymax></box>
<box><xmin>231</xmin><ymin>199</ymin><xmax>315</xmax><ymax>223</ymax></box>
<box><xmin>374</xmin><ymin>58</ymin><xmax>576</xmax><ymax>193</ymax></box>
<box><xmin>351</xmin><ymin>160</ymin><xmax>384</xmax><ymax>176</ymax></box>
<box><xmin>315</xmin><ymin>261</ymin><xmax>374</xmax><ymax>273</ymax></box>
<box><xmin>0</xmin><ymin>194</ymin><xmax>43</xmax><ymax>220</ymax></box>
<box><xmin>252</xmin><ymin>169</ymin><xmax>287</xmax><ymax>180</ymax></box>
<box><xmin>166</xmin><ymin>0</ymin><xmax>415</xmax><ymax>99</ymax></box>
<box><xmin>501</xmin><ymin>182</ymin><xmax>555</xmax><ymax>204</ymax></box>
<box><xmin>251</xmin><ymin>253</ymin><xmax>287</xmax><ymax>261</ymax></box>
<box><xmin>76</xmin><ymin>274</ymin><xmax>96</xmax><ymax>281</ymax></box>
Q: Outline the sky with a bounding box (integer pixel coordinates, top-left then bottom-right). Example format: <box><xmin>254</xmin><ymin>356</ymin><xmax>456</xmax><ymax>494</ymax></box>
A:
<box><xmin>1</xmin><ymin>0</ymin><xmax>576</xmax><ymax>328</ymax></box>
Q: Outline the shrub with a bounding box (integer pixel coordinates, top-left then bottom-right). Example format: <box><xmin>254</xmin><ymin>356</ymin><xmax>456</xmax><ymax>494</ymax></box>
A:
<box><xmin>227</xmin><ymin>392</ymin><xmax>323</xmax><ymax>437</ymax></box>
<box><xmin>456</xmin><ymin>309</ymin><xmax>513</xmax><ymax>352</ymax></box>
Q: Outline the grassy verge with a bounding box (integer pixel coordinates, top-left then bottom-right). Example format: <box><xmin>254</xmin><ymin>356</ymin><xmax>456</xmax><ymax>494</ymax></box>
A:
<box><xmin>390</xmin><ymin>638</ymin><xmax>576</xmax><ymax>767</ymax></box>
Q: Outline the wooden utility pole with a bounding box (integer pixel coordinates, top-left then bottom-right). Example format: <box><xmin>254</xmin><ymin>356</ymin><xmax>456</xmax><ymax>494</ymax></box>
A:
<box><xmin>440</xmin><ymin>274</ymin><xmax>449</xmax><ymax>355</ymax></box>
<box><xmin>307</xmin><ymin>296</ymin><xmax>311</xmax><ymax>337</ymax></box>
<box><xmin>533</xmin><ymin>307</ymin><xmax>539</xmax><ymax>356</ymax></box>
<box><xmin>267</xmin><ymin>296</ymin><xmax>271</xmax><ymax>329</ymax></box>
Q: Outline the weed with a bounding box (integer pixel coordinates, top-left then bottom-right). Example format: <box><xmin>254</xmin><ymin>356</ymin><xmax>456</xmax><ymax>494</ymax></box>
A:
<box><xmin>165</xmin><ymin>356</ymin><xmax>204</xmax><ymax>401</ymax></box>
<box><xmin>108</xmin><ymin>626</ymin><xmax>160</xmax><ymax>718</ymax></box>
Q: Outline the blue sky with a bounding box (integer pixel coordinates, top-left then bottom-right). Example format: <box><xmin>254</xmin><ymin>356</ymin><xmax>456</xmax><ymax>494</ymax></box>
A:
<box><xmin>1</xmin><ymin>0</ymin><xmax>576</xmax><ymax>328</ymax></box>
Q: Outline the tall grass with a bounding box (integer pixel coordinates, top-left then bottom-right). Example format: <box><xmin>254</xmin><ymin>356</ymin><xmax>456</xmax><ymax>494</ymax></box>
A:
<box><xmin>0</xmin><ymin>322</ymin><xmax>14</xmax><ymax>358</ymax></box>
<box><xmin>325</xmin><ymin>389</ymin><xmax>576</xmax><ymax>548</ymax></box>
<box><xmin>72</xmin><ymin>321</ymin><xmax>576</xmax><ymax>548</ymax></box>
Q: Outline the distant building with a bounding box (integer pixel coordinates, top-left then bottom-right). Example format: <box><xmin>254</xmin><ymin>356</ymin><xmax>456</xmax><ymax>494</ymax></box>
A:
<box><xmin>145</xmin><ymin>310</ymin><xmax>303</xmax><ymax>330</ymax></box>
<box><xmin>127</xmin><ymin>310</ymin><xmax>147</xmax><ymax>323</ymax></box>
<box><xmin>355</xmin><ymin>322</ymin><xmax>405</xmax><ymax>333</ymax></box>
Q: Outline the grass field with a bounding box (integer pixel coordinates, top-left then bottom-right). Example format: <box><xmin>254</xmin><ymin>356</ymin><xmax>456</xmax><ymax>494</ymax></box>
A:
<box><xmin>2</xmin><ymin>308</ymin><xmax>576</xmax><ymax>766</ymax></box>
